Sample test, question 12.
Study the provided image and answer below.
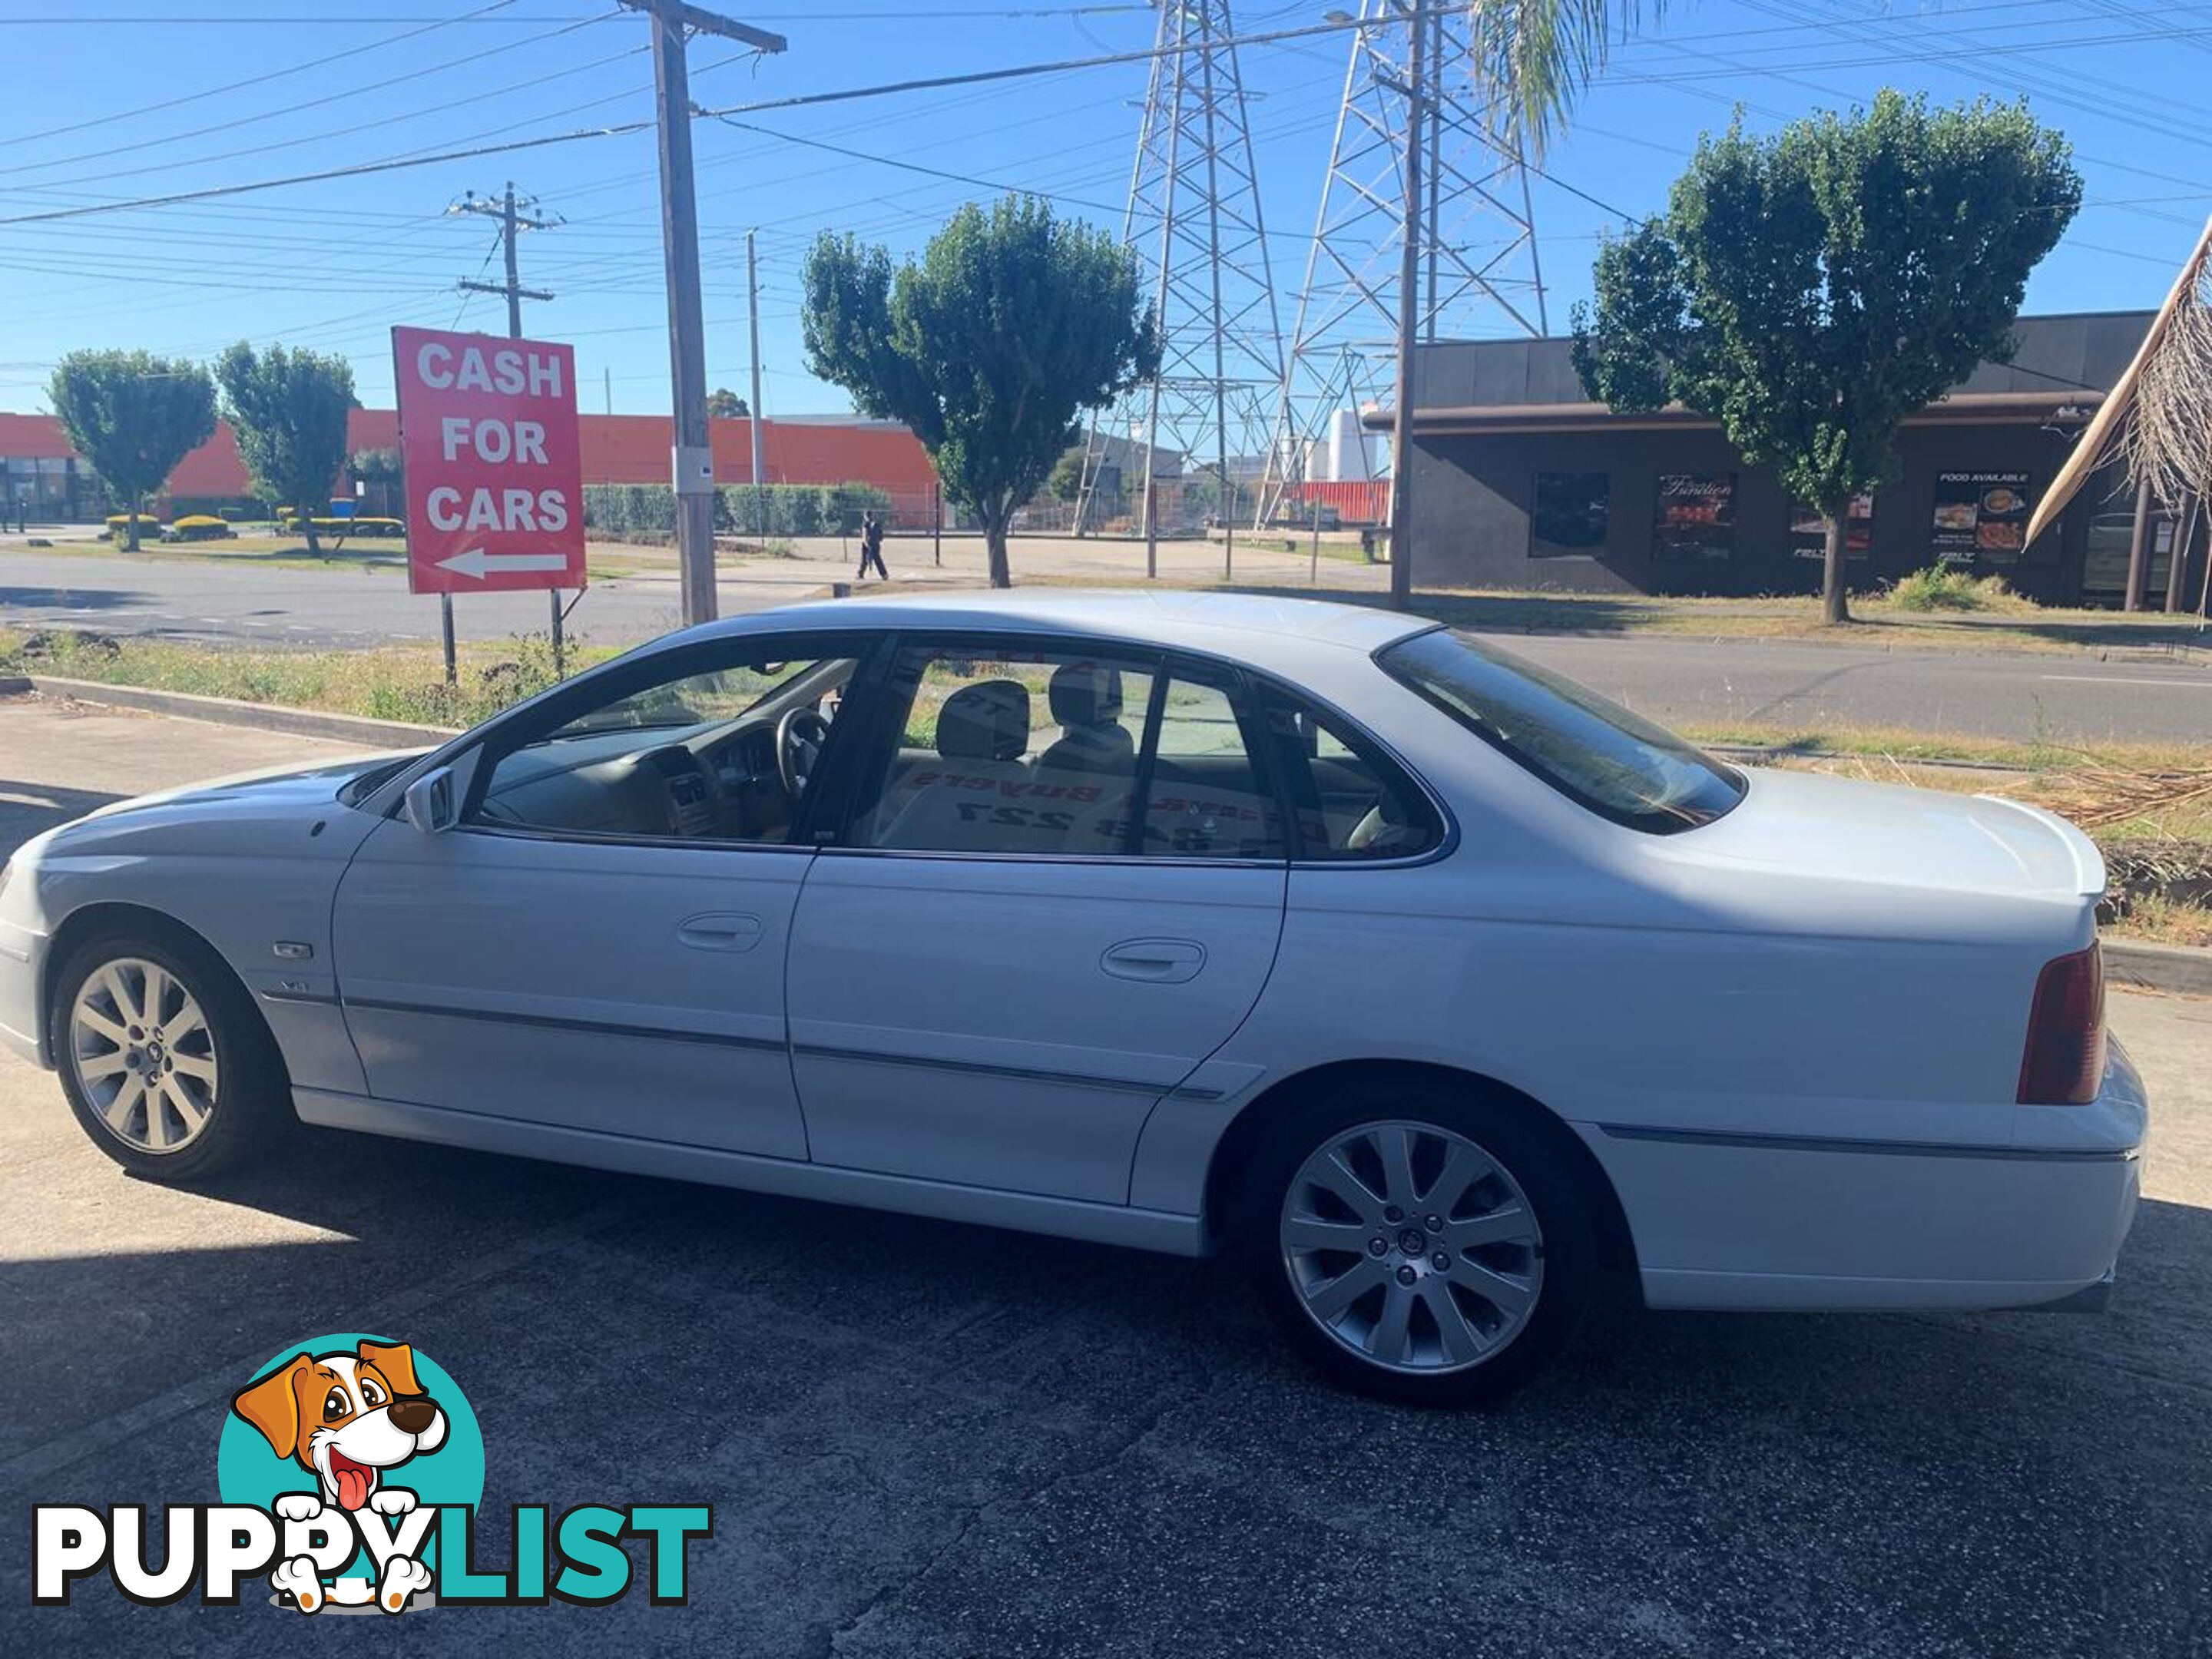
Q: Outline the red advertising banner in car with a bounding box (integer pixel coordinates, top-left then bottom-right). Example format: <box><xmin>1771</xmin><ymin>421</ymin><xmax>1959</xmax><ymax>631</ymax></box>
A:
<box><xmin>392</xmin><ymin>326</ymin><xmax>587</xmax><ymax>594</ymax></box>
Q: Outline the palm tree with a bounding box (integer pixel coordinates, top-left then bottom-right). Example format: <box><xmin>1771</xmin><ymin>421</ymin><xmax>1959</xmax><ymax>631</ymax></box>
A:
<box><xmin>1472</xmin><ymin>0</ymin><xmax>1665</xmax><ymax>155</ymax></box>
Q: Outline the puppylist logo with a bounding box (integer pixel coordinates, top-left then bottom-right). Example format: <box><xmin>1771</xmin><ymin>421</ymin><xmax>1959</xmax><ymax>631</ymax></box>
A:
<box><xmin>33</xmin><ymin>1333</ymin><xmax>710</xmax><ymax>1614</ymax></box>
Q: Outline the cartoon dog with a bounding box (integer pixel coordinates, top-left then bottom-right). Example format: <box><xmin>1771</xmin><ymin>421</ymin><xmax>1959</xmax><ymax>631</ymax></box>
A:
<box><xmin>230</xmin><ymin>1339</ymin><xmax>448</xmax><ymax>1613</ymax></box>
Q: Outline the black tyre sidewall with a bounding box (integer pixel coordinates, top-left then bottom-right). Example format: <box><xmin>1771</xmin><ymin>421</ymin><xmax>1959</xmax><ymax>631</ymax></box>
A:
<box><xmin>48</xmin><ymin>929</ymin><xmax>285</xmax><ymax>1183</ymax></box>
<box><xmin>1239</xmin><ymin>1081</ymin><xmax>1598</xmax><ymax>1406</ymax></box>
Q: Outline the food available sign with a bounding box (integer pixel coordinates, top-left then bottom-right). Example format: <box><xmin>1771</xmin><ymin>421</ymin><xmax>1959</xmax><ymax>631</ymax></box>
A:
<box><xmin>392</xmin><ymin>326</ymin><xmax>586</xmax><ymax>594</ymax></box>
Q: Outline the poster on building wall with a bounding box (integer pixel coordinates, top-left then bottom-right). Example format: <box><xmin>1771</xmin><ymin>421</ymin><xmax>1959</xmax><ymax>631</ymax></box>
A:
<box><xmin>1790</xmin><ymin>494</ymin><xmax>1875</xmax><ymax>560</ymax></box>
<box><xmin>1651</xmin><ymin>473</ymin><xmax>1737</xmax><ymax>559</ymax></box>
<box><xmin>1931</xmin><ymin>471</ymin><xmax>2032</xmax><ymax>564</ymax></box>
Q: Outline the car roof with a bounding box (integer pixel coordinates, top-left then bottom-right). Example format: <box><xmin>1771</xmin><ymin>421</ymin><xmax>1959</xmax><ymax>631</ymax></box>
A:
<box><xmin>688</xmin><ymin>588</ymin><xmax>1434</xmax><ymax>661</ymax></box>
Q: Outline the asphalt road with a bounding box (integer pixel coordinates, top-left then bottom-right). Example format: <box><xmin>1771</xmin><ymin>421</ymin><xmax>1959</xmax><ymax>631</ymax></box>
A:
<box><xmin>2</xmin><ymin>701</ymin><xmax>2209</xmax><ymax>1655</ymax></box>
<box><xmin>5</xmin><ymin>542</ymin><xmax>2210</xmax><ymax>743</ymax></box>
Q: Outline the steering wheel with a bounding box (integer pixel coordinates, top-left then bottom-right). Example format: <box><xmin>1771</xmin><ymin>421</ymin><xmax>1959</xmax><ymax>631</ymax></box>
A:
<box><xmin>777</xmin><ymin>706</ymin><xmax>833</xmax><ymax>800</ymax></box>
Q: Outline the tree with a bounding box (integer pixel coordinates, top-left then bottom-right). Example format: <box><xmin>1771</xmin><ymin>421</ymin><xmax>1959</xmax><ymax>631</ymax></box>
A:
<box><xmin>1573</xmin><ymin>92</ymin><xmax>2081</xmax><ymax>623</ymax></box>
<box><xmin>802</xmin><ymin>197</ymin><xmax>1157</xmax><ymax>587</ymax></box>
<box><xmin>215</xmin><ymin>343</ymin><xmax>356</xmax><ymax>555</ymax></box>
<box><xmin>47</xmin><ymin>350</ymin><xmax>216</xmax><ymax>550</ymax></box>
<box><xmin>348</xmin><ymin>445</ymin><xmax>404</xmax><ymax>518</ymax></box>
<box><xmin>1472</xmin><ymin>0</ymin><xmax>1671</xmax><ymax>155</ymax></box>
<box><xmin>1046</xmin><ymin>444</ymin><xmax>1087</xmax><ymax>502</ymax></box>
<box><xmin>706</xmin><ymin>388</ymin><xmax>750</xmax><ymax>419</ymax></box>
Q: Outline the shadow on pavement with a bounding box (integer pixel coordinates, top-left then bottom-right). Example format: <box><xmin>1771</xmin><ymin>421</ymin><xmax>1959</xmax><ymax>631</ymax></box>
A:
<box><xmin>0</xmin><ymin>778</ymin><xmax>124</xmax><ymax>857</ymax></box>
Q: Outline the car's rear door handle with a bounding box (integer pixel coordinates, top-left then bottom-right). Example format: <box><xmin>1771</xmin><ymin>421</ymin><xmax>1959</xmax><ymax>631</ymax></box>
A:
<box><xmin>1101</xmin><ymin>938</ymin><xmax>1206</xmax><ymax>983</ymax></box>
<box><xmin>676</xmin><ymin>912</ymin><xmax>764</xmax><ymax>952</ymax></box>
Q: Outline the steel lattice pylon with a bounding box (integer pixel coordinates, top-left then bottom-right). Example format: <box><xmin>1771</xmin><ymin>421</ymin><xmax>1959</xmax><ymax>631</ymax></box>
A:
<box><xmin>1257</xmin><ymin>0</ymin><xmax>1549</xmax><ymax>525</ymax></box>
<box><xmin>1074</xmin><ymin>1</ymin><xmax>1286</xmax><ymax>551</ymax></box>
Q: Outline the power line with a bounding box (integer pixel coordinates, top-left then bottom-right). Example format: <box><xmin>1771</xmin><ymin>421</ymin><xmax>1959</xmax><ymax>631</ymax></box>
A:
<box><xmin>0</xmin><ymin>8</ymin><xmax>627</xmax><ymax>187</ymax></box>
<box><xmin>0</xmin><ymin>0</ymin><xmax>523</xmax><ymax>151</ymax></box>
<box><xmin>0</xmin><ymin>12</ymin><xmax>1380</xmax><ymax>229</ymax></box>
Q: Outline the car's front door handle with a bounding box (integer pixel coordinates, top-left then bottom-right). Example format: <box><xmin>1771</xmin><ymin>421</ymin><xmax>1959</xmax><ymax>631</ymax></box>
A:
<box><xmin>1101</xmin><ymin>938</ymin><xmax>1207</xmax><ymax>984</ymax></box>
<box><xmin>676</xmin><ymin>912</ymin><xmax>765</xmax><ymax>952</ymax></box>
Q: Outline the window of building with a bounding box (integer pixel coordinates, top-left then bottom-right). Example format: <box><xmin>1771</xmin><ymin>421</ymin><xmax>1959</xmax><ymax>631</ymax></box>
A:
<box><xmin>1530</xmin><ymin>471</ymin><xmax>1609</xmax><ymax>558</ymax></box>
<box><xmin>1651</xmin><ymin>473</ymin><xmax>1737</xmax><ymax>560</ymax></box>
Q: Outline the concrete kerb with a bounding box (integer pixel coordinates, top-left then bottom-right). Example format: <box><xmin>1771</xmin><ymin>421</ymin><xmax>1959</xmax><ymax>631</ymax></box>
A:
<box><xmin>18</xmin><ymin>675</ymin><xmax>458</xmax><ymax>748</ymax></box>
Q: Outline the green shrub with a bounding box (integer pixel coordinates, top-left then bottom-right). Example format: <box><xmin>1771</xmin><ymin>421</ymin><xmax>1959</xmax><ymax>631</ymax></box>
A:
<box><xmin>167</xmin><ymin>515</ymin><xmax>233</xmax><ymax>541</ymax></box>
<box><xmin>1884</xmin><ymin>566</ymin><xmax>2032</xmax><ymax>613</ymax></box>
<box><xmin>583</xmin><ymin>482</ymin><xmax>899</xmax><ymax>540</ymax></box>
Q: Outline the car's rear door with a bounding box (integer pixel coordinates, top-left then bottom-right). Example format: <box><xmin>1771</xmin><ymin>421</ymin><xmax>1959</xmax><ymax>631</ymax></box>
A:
<box><xmin>783</xmin><ymin>635</ymin><xmax>1290</xmax><ymax>1205</ymax></box>
<box><xmin>331</xmin><ymin>631</ymin><xmax>869</xmax><ymax>1158</ymax></box>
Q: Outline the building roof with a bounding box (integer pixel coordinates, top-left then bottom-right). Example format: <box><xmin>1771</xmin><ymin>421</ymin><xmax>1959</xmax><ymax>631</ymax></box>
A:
<box><xmin>1371</xmin><ymin>310</ymin><xmax>2151</xmax><ymax>435</ymax></box>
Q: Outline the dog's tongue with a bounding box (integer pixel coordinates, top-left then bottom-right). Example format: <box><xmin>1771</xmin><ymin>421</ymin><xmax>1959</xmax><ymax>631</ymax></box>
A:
<box><xmin>333</xmin><ymin>1459</ymin><xmax>373</xmax><ymax>1512</ymax></box>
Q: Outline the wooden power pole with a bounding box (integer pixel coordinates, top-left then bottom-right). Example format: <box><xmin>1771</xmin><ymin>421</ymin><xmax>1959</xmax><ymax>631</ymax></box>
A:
<box><xmin>619</xmin><ymin>1</ymin><xmax>788</xmax><ymax>627</ymax></box>
<box><xmin>452</xmin><ymin>182</ymin><xmax>565</xmax><ymax>668</ymax></box>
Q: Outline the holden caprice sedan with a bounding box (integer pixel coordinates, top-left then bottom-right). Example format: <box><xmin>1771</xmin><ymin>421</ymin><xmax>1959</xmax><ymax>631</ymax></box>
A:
<box><xmin>0</xmin><ymin>593</ymin><xmax>2145</xmax><ymax>1402</ymax></box>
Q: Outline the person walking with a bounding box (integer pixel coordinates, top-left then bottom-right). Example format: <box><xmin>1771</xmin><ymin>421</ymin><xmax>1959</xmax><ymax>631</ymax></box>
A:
<box><xmin>856</xmin><ymin>511</ymin><xmax>889</xmax><ymax>581</ymax></box>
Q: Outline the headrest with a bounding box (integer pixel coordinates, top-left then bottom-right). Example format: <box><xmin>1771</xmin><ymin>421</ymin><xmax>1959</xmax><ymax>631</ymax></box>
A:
<box><xmin>1048</xmin><ymin>662</ymin><xmax>1124</xmax><ymax>729</ymax></box>
<box><xmin>937</xmin><ymin>680</ymin><xmax>1030</xmax><ymax>761</ymax></box>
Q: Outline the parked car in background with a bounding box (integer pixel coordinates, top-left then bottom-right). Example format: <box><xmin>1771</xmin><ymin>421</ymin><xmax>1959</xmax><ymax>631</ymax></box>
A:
<box><xmin>0</xmin><ymin>593</ymin><xmax>2145</xmax><ymax>1402</ymax></box>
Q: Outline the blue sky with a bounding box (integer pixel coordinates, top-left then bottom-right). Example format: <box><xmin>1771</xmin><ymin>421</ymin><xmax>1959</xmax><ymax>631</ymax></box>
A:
<box><xmin>0</xmin><ymin>0</ymin><xmax>2204</xmax><ymax>420</ymax></box>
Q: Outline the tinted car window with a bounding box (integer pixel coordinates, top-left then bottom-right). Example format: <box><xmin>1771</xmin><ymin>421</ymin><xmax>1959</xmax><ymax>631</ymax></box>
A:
<box><xmin>853</xmin><ymin>647</ymin><xmax>1157</xmax><ymax>856</ymax></box>
<box><xmin>1260</xmin><ymin>691</ymin><xmax>1442</xmax><ymax>860</ymax></box>
<box><xmin>846</xmin><ymin>647</ymin><xmax>1285</xmax><ymax>860</ymax></box>
<box><xmin>1379</xmin><ymin>627</ymin><xmax>1744</xmax><ymax>833</ymax></box>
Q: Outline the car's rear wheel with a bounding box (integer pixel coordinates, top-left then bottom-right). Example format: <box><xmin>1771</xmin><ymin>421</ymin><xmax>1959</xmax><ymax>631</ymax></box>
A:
<box><xmin>49</xmin><ymin>928</ymin><xmax>290</xmax><ymax>1183</ymax></box>
<box><xmin>1240</xmin><ymin>1080</ymin><xmax>1598</xmax><ymax>1405</ymax></box>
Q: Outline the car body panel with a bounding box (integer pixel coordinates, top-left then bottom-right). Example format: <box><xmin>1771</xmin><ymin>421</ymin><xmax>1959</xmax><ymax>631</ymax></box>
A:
<box><xmin>331</xmin><ymin>817</ymin><xmax>812</xmax><ymax>1158</ymax></box>
<box><xmin>786</xmin><ymin>850</ymin><xmax>1286</xmax><ymax>1204</ymax></box>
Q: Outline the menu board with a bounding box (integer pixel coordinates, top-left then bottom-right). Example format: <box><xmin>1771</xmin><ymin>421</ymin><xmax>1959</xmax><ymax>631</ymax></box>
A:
<box><xmin>1791</xmin><ymin>494</ymin><xmax>1874</xmax><ymax>561</ymax></box>
<box><xmin>1931</xmin><ymin>471</ymin><xmax>2031</xmax><ymax>564</ymax></box>
<box><xmin>1652</xmin><ymin>472</ymin><xmax>1737</xmax><ymax>560</ymax></box>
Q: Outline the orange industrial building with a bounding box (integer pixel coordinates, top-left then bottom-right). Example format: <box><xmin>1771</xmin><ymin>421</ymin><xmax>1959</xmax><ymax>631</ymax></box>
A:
<box><xmin>0</xmin><ymin>409</ymin><xmax>941</xmax><ymax>522</ymax></box>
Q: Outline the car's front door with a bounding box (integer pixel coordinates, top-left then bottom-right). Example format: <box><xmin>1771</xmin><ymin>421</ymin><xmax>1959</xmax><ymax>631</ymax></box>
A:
<box><xmin>332</xmin><ymin>632</ymin><xmax>869</xmax><ymax>1157</ymax></box>
<box><xmin>783</xmin><ymin>637</ymin><xmax>1290</xmax><ymax>1204</ymax></box>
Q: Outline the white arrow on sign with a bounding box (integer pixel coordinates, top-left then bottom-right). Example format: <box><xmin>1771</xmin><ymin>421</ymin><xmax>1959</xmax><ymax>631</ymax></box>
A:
<box><xmin>437</xmin><ymin>546</ymin><xmax>569</xmax><ymax>579</ymax></box>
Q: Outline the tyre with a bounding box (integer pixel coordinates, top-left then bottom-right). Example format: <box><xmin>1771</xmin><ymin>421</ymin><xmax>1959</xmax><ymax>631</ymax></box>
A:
<box><xmin>1239</xmin><ymin>1079</ymin><xmax>1598</xmax><ymax>1406</ymax></box>
<box><xmin>48</xmin><ymin>927</ymin><xmax>291</xmax><ymax>1184</ymax></box>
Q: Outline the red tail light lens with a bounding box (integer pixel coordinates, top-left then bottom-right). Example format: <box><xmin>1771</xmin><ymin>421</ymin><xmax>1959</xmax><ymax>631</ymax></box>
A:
<box><xmin>2018</xmin><ymin>942</ymin><xmax>2107</xmax><ymax>1105</ymax></box>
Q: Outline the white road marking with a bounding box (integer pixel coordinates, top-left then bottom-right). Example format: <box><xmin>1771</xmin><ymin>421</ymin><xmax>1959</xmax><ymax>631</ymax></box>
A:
<box><xmin>2038</xmin><ymin>674</ymin><xmax>2212</xmax><ymax>687</ymax></box>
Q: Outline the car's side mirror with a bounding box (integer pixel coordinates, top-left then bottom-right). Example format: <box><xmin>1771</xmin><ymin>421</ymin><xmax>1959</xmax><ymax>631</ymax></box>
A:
<box><xmin>402</xmin><ymin>767</ymin><xmax>459</xmax><ymax>835</ymax></box>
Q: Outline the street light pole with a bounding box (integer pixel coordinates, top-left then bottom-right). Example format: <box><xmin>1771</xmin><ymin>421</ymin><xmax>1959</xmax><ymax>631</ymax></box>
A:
<box><xmin>1386</xmin><ymin>0</ymin><xmax>1428</xmax><ymax>611</ymax></box>
<box><xmin>619</xmin><ymin>1</ymin><xmax>787</xmax><ymax>627</ymax></box>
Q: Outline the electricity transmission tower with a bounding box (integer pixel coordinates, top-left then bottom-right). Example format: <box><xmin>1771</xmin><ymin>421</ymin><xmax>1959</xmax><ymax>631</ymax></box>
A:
<box><xmin>1073</xmin><ymin>0</ymin><xmax>1286</xmax><ymax>577</ymax></box>
<box><xmin>1257</xmin><ymin>0</ymin><xmax>1550</xmax><ymax>529</ymax></box>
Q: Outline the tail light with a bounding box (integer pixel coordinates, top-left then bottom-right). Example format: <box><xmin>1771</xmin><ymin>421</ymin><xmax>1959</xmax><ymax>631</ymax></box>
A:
<box><xmin>2018</xmin><ymin>942</ymin><xmax>2107</xmax><ymax>1105</ymax></box>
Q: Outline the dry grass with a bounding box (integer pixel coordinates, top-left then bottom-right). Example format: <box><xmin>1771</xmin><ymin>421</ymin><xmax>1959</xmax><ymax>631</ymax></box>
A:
<box><xmin>0</xmin><ymin>624</ymin><xmax>615</xmax><ymax>728</ymax></box>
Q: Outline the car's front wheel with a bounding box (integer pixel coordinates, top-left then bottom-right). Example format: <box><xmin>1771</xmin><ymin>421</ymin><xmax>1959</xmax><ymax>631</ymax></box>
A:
<box><xmin>48</xmin><ymin>928</ymin><xmax>289</xmax><ymax>1184</ymax></box>
<box><xmin>1241</xmin><ymin>1081</ymin><xmax>1598</xmax><ymax>1405</ymax></box>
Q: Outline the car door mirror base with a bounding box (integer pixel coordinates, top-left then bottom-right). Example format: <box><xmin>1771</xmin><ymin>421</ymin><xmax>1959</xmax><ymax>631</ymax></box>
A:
<box><xmin>402</xmin><ymin>767</ymin><xmax>459</xmax><ymax>835</ymax></box>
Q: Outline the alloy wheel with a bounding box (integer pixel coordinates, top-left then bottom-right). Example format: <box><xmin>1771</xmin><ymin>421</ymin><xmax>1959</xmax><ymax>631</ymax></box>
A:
<box><xmin>1280</xmin><ymin>1118</ymin><xmax>1544</xmax><ymax>1375</ymax></box>
<box><xmin>68</xmin><ymin>957</ymin><xmax>220</xmax><ymax>1154</ymax></box>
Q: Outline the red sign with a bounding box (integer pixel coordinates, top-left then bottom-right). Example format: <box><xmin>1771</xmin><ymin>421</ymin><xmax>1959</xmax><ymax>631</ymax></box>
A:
<box><xmin>392</xmin><ymin>326</ymin><xmax>587</xmax><ymax>594</ymax></box>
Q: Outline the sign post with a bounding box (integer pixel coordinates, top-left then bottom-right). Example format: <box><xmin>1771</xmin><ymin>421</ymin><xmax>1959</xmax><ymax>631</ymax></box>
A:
<box><xmin>392</xmin><ymin>326</ymin><xmax>588</xmax><ymax>674</ymax></box>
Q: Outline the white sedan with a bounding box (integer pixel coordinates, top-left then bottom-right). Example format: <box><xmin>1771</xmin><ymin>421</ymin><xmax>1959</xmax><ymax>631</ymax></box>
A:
<box><xmin>0</xmin><ymin>592</ymin><xmax>2145</xmax><ymax>1402</ymax></box>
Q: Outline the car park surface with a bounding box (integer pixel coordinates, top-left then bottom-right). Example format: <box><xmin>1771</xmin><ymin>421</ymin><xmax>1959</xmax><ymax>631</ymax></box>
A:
<box><xmin>1</xmin><ymin>692</ymin><xmax>2207</xmax><ymax>1654</ymax></box>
